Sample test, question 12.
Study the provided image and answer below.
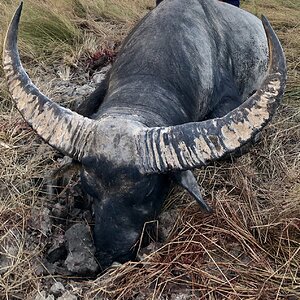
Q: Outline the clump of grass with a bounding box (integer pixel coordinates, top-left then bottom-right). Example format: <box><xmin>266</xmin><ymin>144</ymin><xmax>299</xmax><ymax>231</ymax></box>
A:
<box><xmin>20</xmin><ymin>6</ymin><xmax>79</xmax><ymax>60</ymax></box>
<box><xmin>0</xmin><ymin>0</ymin><xmax>153</xmax><ymax>66</ymax></box>
<box><xmin>0</xmin><ymin>2</ymin><xmax>76</xmax><ymax>65</ymax></box>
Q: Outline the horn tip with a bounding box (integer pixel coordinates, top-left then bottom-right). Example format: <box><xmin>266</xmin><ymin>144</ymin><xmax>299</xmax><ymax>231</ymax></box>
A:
<box><xmin>260</xmin><ymin>13</ymin><xmax>286</xmax><ymax>78</ymax></box>
<box><xmin>15</xmin><ymin>1</ymin><xmax>24</xmax><ymax>19</ymax></box>
<box><xmin>12</xmin><ymin>1</ymin><xmax>23</xmax><ymax>21</ymax></box>
<box><xmin>261</xmin><ymin>15</ymin><xmax>268</xmax><ymax>24</ymax></box>
<box><xmin>261</xmin><ymin>15</ymin><xmax>272</xmax><ymax>34</ymax></box>
<box><xmin>3</xmin><ymin>0</ymin><xmax>24</xmax><ymax>59</ymax></box>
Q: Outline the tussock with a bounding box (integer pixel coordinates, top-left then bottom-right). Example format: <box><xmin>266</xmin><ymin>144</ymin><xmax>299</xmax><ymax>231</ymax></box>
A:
<box><xmin>0</xmin><ymin>0</ymin><xmax>299</xmax><ymax>299</ymax></box>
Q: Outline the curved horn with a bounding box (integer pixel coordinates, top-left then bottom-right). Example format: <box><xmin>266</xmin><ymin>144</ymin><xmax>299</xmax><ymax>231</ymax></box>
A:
<box><xmin>137</xmin><ymin>16</ymin><xmax>287</xmax><ymax>174</ymax></box>
<box><xmin>2</xmin><ymin>2</ymin><xmax>97</xmax><ymax>161</ymax></box>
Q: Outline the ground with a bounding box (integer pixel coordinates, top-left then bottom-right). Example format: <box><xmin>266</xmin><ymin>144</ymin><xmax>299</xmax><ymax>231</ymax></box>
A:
<box><xmin>0</xmin><ymin>0</ymin><xmax>299</xmax><ymax>299</ymax></box>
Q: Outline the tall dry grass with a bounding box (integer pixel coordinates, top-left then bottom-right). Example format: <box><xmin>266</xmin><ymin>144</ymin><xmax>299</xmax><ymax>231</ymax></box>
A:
<box><xmin>0</xmin><ymin>0</ymin><xmax>299</xmax><ymax>299</ymax></box>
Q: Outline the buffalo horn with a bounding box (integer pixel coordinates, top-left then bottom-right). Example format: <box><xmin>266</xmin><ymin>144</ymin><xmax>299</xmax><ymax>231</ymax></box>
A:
<box><xmin>2</xmin><ymin>2</ymin><xmax>96</xmax><ymax>161</ymax></box>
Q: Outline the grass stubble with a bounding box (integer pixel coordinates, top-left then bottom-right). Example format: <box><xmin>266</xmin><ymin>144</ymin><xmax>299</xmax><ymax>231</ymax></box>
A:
<box><xmin>0</xmin><ymin>0</ymin><xmax>299</xmax><ymax>299</ymax></box>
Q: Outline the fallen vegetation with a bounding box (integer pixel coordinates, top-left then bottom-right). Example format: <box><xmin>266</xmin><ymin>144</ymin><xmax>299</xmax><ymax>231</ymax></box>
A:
<box><xmin>0</xmin><ymin>0</ymin><xmax>299</xmax><ymax>299</ymax></box>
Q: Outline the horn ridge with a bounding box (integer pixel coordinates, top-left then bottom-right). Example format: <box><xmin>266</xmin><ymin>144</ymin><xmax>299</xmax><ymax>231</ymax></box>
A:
<box><xmin>137</xmin><ymin>16</ymin><xmax>287</xmax><ymax>174</ymax></box>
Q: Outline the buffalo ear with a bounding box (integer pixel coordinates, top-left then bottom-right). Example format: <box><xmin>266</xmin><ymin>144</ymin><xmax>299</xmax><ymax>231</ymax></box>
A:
<box><xmin>172</xmin><ymin>171</ymin><xmax>212</xmax><ymax>213</ymax></box>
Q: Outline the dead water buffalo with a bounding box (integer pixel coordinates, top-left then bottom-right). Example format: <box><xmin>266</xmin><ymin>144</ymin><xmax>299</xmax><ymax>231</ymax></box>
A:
<box><xmin>3</xmin><ymin>0</ymin><xmax>286</xmax><ymax>269</ymax></box>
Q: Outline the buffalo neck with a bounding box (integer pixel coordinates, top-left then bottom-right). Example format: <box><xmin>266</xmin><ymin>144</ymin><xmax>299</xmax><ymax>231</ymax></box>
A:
<box><xmin>94</xmin><ymin>76</ymin><xmax>208</xmax><ymax>127</ymax></box>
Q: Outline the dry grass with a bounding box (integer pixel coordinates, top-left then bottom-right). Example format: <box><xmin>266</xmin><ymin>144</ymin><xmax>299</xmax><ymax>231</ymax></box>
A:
<box><xmin>0</xmin><ymin>0</ymin><xmax>152</xmax><ymax>61</ymax></box>
<box><xmin>0</xmin><ymin>0</ymin><xmax>299</xmax><ymax>299</ymax></box>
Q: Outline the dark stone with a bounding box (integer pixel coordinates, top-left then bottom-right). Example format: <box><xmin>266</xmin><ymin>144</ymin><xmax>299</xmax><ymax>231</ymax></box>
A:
<box><xmin>50</xmin><ymin>282</ymin><xmax>65</xmax><ymax>297</ymax></box>
<box><xmin>30</xmin><ymin>207</ymin><xmax>52</xmax><ymax>236</ymax></box>
<box><xmin>52</xmin><ymin>203</ymin><xmax>68</xmax><ymax>223</ymax></box>
<box><xmin>64</xmin><ymin>224</ymin><xmax>99</xmax><ymax>275</ymax></box>
<box><xmin>47</xmin><ymin>234</ymin><xmax>67</xmax><ymax>264</ymax></box>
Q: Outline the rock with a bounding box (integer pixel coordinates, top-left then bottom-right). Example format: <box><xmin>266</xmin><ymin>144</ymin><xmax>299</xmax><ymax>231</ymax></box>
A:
<box><xmin>47</xmin><ymin>233</ymin><xmax>67</xmax><ymax>263</ymax></box>
<box><xmin>170</xmin><ymin>292</ymin><xmax>192</xmax><ymax>300</ymax></box>
<box><xmin>50</xmin><ymin>281</ymin><xmax>65</xmax><ymax>296</ymax></box>
<box><xmin>57</xmin><ymin>291</ymin><xmax>77</xmax><ymax>300</ymax></box>
<box><xmin>92</xmin><ymin>65</ymin><xmax>112</xmax><ymax>83</ymax></box>
<box><xmin>135</xmin><ymin>293</ymin><xmax>164</xmax><ymax>300</ymax></box>
<box><xmin>92</xmin><ymin>73</ymin><xmax>106</xmax><ymax>84</ymax></box>
<box><xmin>0</xmin><ymin>245</ymin><xmax>18</xmax><ymax>275</ymax></box>
<box><xmin>81</xmin><ymin>210</ymin><xmax>93</xmax><ymax>223</ymax></box>
<box><xmin>52</xmin><ymin>203</ymin><xmax>68</xmax><ymax>221</ymax></box>
<box><xmin>69</xmin><ymin>208</ymin><xmax>81</xmax><ymax>218</ymax></box>
<box><xmin>64</xmin><ymin>224</ymin><xmax>99</xmax><ymax>274</ymax></box>
<box><xmin>30</xmin><ymin>207</ymin><xmax>52</xmax><ymax>236</ymax></box>
<box><xmin>158</xmin><ymin>209</ymin><xmax>179</xmax><ymax>241</ymax></box>
<box><xmin>34</xmin><ymin>258</ymin><xmax>72</xmax><ymax>276</ymax></box>
<box><xmin>76</xmin><ymin>84</ymin><xmax>95</xmax><ymax>97</ymax></box>
<box><xmin>0</xmin><ymin>229</ymin><xmax>21</xmax><ymax>275</ymax></box>
<box><xmin>137</xmin><ymin>242</ymin><xmax>162</xmax><ymax>260</ymax></box>
<box><xmin>34</xmin><ymin>291</ymin><xmax>46</xmax><ymax>300</ymax></box>
<box><xmin>34</xmin><ymin>291</ymin><xmax>55</xmax><ymax>300</ymax></box>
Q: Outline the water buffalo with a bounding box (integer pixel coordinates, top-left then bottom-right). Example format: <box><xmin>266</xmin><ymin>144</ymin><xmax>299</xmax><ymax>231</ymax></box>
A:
<box><xmin>3</xmin><ymin>0</ymin><xmax>286</xmax><ymax>269</ymax></box>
